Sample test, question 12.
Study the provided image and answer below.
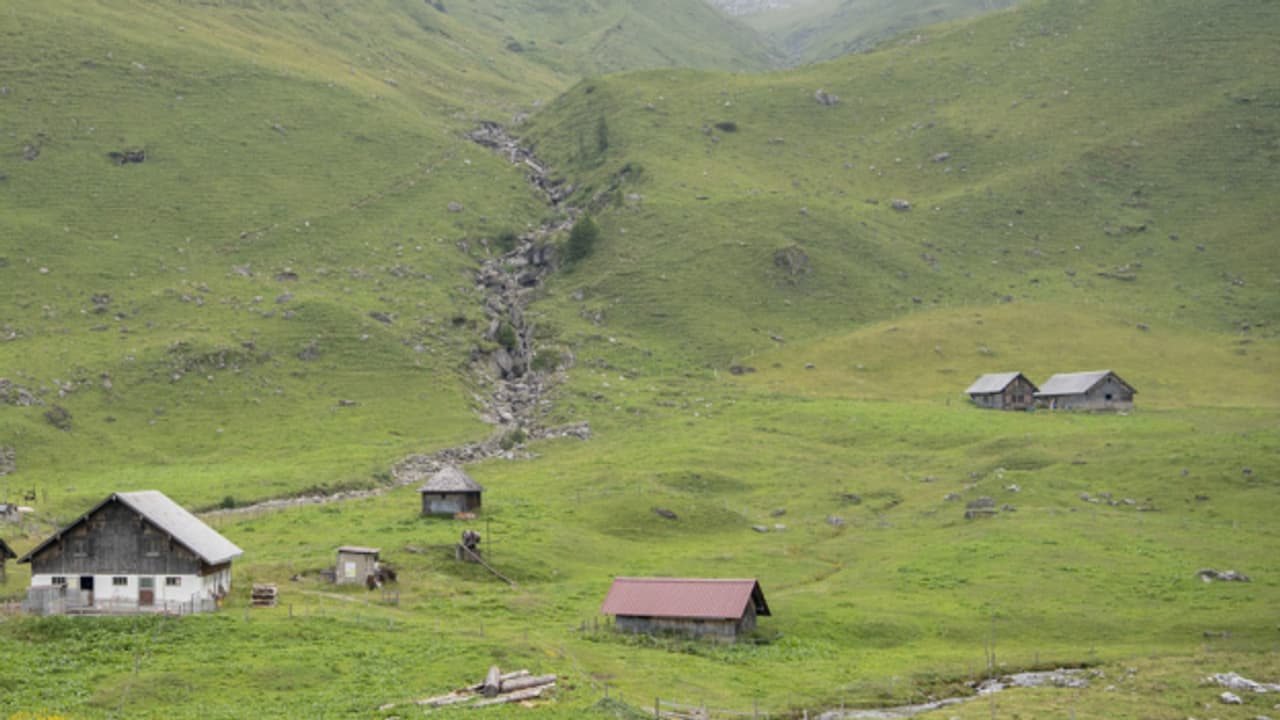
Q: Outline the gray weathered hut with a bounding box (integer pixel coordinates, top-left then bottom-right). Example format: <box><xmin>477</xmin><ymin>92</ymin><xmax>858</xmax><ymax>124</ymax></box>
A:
<box><xmin>18</xmin><ymin>490</ymin><xmax>243</xmax><ymax>615</ymax></box>
<box><xmin>600</xmin><ymin>577</ymin><xmax>771</xmax><ymax>641</ymax></box>
<box><xmin>335</xmin><ymin>545</ymin><xmax>379</xmax><ymax>585</ymax></box>
<box><xmin>1035</xmin><ymin>370</ymin><xmax>1136</xmax><ymax>411</ymax></box>
<box><xmin>964</xmin><ymin>372</ymin><xmax>1038</xmax><ymax>410</ymax></box>
<box><xmin>0</xmin><ymin>537</ymin><xmax>16</xmax><ymax>583</ymax></box>
<box><xmin>418</xmin><ymin>467</ymin><xmax>484</xmax><ymax>517</ymax></box>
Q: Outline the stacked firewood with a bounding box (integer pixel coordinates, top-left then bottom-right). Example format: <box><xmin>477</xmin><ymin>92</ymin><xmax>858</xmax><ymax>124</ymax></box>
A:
<box><xmin>379</xmin><ymin>666</ymin><xmax>556</xmax><ymax>711</ymax></box>
<box><xmin>250</xmin><ymin>584</ymin><xmax>278</xmax><ymax>608</ymax></box>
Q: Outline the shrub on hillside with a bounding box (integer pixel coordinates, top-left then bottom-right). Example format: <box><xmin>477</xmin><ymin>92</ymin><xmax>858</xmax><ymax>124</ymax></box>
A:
<box><xmin>566</xmin><ymin>215</ymin><xmax>600</xmax><ymax>264</ymax></box>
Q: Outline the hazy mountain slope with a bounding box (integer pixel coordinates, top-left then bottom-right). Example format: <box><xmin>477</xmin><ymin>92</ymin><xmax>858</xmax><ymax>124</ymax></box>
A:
<box><xmin>521</xmin><ymin>0</ymin><xmax>1279</xmax><ymax>372</ymax></box>
<box><xmin>710</xmin><ymin>0</ymin><xmax>1022</xmax><ymax>64</ymax></box>
<box><xmin>446</xmin><ymin>0</ymin><xmax>779</xmax><ymax>74</ymax></box>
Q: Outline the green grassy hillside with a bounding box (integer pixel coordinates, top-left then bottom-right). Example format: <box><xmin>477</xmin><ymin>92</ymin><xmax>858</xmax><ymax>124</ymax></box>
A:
<box><xmin>522</xmin><ymin>0</ymin><xmax>1279</xmax><ymax>366</ymax></box>
<box><xmin>0</xmin><ymin>0</ymin><xmax>776</xmax><ymax>514</ymax></box>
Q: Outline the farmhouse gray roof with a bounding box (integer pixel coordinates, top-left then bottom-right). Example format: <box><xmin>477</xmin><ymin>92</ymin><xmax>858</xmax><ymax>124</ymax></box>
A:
<box><xmin>418</xmin><ymin>466</ymin><xmax>484</xmax><ymax>493</ymax></box>
<box><xmin>18</xmin><ymin>490</ymin><xmax>244</xmax><ymax>566</ymax></box>
<box><xmin>0</xmin><ymin>537</ymin><xmax>16</xmax><ymax>560</ymax></box>
<box><xmin>965</xmin><ymin>372</ymin><xmax>1034</xmax><ymax>395</ymax></box>
<box><xmin>600</xmin><ymin>577</ymin><xmax>771</xmax><ymax>620</ymax></box>
<box><xmin>1036</xmin><ymin>370</ymin><xmax>1133</xmax><ymax>397</ymax></box>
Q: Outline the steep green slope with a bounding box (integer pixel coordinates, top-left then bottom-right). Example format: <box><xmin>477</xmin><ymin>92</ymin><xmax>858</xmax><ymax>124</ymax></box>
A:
<box><xmin>0</xmin><ymin>0</ymin><xmax>780</xmax><ymax>511</ymax></box>
<box><xmin>523</xmin><ymin>0</ymin><xmax>1280</xmax><ymax>370</ymax></box>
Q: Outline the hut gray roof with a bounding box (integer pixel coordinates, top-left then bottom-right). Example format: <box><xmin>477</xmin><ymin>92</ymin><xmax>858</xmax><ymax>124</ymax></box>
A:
<box><xmin>0</xmin><ymin>537</ymin><xmax>16</xmax><ymax>560</ymax></box>
<box><xmin>418</xmin><ymin>466</ymin><xmax>484</xmax><ymax>493</ymax></box>
<box><xmin>965</xmin><ymin>372</ymin><xmax>1035</xmax><ymax>395</ymax></box>
<box><xmin>19</xmin><ymin>490</ymin><xmax>244</xmax><ymax>565</ymax></box>
<box><xmin>1036</xmin><ymin>370</ymin><xmax>1133</xmax><ymax>397</ymax></box>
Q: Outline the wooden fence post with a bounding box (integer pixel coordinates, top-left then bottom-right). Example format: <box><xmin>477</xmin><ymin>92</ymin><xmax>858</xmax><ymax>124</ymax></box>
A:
<box><xmin>654</xmin><ymin>697</ymin><xmax>660</xmax><ymax>718</ymax></box>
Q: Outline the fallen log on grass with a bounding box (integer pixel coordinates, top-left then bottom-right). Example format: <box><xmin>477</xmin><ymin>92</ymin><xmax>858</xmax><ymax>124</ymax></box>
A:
<box><xmin>471</xmin><ymin>683</ymin><xmax>556</xmax><ymax>708</ymax></box>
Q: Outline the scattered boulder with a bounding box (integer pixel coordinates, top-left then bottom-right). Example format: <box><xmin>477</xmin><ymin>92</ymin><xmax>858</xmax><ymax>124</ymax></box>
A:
<box><xmin>1205</xmin><ymin>672</ymin><xmax>1280</xmax><ymax>693</ymax></box>
<box><xmin>44</xmin><ymin>404</ymin><xmax>72</xmax><ymax>431</ymax></box>
<box><xmin>22</xmin><ymin>144</ymin><xmax>39</xmax><ymax>161</ymax></box>
<box><xmin>653</xmin><ymin>507</ymin><xmax>677</xmax><ymax>520</ymax></box>
<box><xmin>814</xmin><ymin>89</ymin><xmax>840</xmax><ymax>106</ymax></box>
<box><xmin>107</xmin><ymin>149</ymin><xmax>146</xmax><ymax>165</ymax></box>
<box><xmin>275</xmin><ymin>292</ymin><xmax>294</xmax><ymax>304</ymax></box>
<box><xmin>891</xmin><ymin>199</ymin><xmax>911</xmax><ymax>211</ymax></box>
<box><xmin>0</xmin><ymin>446</ymin><xmax>15</xmax><ymax>475</ymax></box>
<box><xmin>966</xmin><ymin>497</ymin><xmax>995</xmax><ymax>510</ymax></box>
<box><xmin>944</xmin><ymin>493</ymin><xmax>962</xmax><ymax>502</ymax></box>
<box><xmin>1197</xmin><ymin>569</ymin><xmax>1250</xmax><ymax>583</ymax></box>
<box><xmin>1220</xmin><ymin>692</ymin><xmax>1244</xmax><ymax>705</ymax></box>
<box><xmin>728</xmin><ymin>364</ymin><xmax>756</xmax><ymax>375</ymax></box>
<box><xmin>965</xmin><ymin>508</ymin><xmax>997</xmax><ymax>520</ymax></box>
<box><xmin>751</xmin><ymin>525</ymin><xmax>769</xmax><ymax>533</ymax></box>
<box><xmin>447</xmin><ymin>201</ymin><xmax>464</xmax><ymax>213</ymax></box>
<box><xmin>932</xmin><ymin>152</ymin><xmax>951</xmax><ymax>163</ymax></box>
<box><xmin>773</xmin><ymin>244</ymin><xmax>812</xmax><ymax>277</ymax></box>
<box><xmin>840</xmin><ymin>493</ymin><xmax>862</xmax><ymax>505</ymax></box>
<box><xmin>825</xmin><ymin>515</ymin><xmax>846</xmax><ymax>528</ymax></box>
<box><xmin>770</xmin><ymin>508</ymin><xmax>786</xmax><ymax>517</ymax></box>
<box><xmin>275</xmin><ymin>270</ymin><xmax>299</xmax><ymax>282</ymax></box>
<box><xmin>368</xmin><ymin>311</ymin><xmax>393</xmax><ymax>324</ymax></box>
<box><xmin>297</xmin><ymin>341</ymin><xmax>321</xmax><ymax>361</ymax></box>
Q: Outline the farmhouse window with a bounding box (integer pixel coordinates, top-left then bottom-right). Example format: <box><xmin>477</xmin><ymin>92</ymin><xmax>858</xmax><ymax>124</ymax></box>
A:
<box><xmin>70</xmin><ymin>538</ymin><xmax>90</xmax><ymax>557</ymax></box>
<box><xmin>143</xmin><ymin>537</ymin><xmax>163</xmax><ymax>557</ymax></box>
<box><xmin>165</xmin><ymin>577</ymin><xmax>181</xmax><ymax>587</ymax></box>
<box><xmin>51</xmin><ymin>576</ymin><xmax>67</xmax><ymax>586</ymax></box>
<box><xmin>113</xmin><ymin>577</ymin><xmax>128</xmax><ymax>586</ymax></box>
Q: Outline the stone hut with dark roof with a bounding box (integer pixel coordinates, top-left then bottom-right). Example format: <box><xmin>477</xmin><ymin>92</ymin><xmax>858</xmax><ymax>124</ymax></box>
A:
<box><xmin>18</xmin><ymin>490</ymin><xmax>243</xmax><ymax>615</ymax></box>
<box><xmin>1036</xmin><ymin>370</ymin><xmax>1136</xmax><ymax>411</ymax></box>
<box><xmin>965</xmin><ymin>372</ymin><xmax>1038</xmax><ymax>410</ymax></box>
<box><xmin>600</xmin><ymin>577</ymin><xmax>770</xmax><ymax>641</ymax></box>
<box><xmin>418</xmin><ymin>467</ymin><xmax>484</xmax><ymax>517</ymax></box>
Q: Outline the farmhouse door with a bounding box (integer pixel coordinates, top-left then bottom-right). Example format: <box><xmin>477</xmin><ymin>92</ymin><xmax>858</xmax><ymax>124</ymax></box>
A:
<box><xmin>139</xmin><ymin>576</ymin><xmax>155</xmax><ymax>606</ymax></box>
<box><xmin>80</xmin><ymin>575</ymin><xmax>95</xmax><ymax>606</ymax></box>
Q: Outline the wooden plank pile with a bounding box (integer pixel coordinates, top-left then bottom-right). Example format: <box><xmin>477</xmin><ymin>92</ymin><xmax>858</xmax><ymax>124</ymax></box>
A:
<box><xmin>250</xmin><ymin>584</ymin><xmax>278</xmax><ymax>608</ymax></box>
<box><xmin>379</xmin><ymin>666</ymin><xmax>556</xmax><ymax>712</ymax></box>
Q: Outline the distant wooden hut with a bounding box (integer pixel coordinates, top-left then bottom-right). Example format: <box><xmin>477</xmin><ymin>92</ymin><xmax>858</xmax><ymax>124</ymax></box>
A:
<box><xmin>17</xmin><ymin>490</ymin><xmax>243</xmax><ymax>615</ymax></box>
<box><xmin>418</xmin><ymin>467</ymin><xmax>484</xmax><ymax>517</ymax></box>
<box><xmin>600</xmin><ymin>577</ymin><xmax>770</xmax><ymax>642</ymax></box>
<box><xmin>964</xmin><ymin>372</ymin><xmax>1038</xmax><ymax>410</ymax></box>
<box><xmin>0</xmin><ymin>538</ymin><xmax>16</xmax><ymax>583</ymax></box>
<box><xmin>335</xmin><ymin>546</ymin><xmax>379</xmax><ymax>585</ymax></box>
<box><xmin>1036</xmin><ymin>370</ymin><xmax>1136</xmax><ymax>411</ymax></box>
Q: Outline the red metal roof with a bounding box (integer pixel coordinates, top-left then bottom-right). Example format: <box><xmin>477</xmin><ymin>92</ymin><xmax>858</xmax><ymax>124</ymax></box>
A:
<box><xmin>600</xmin><ymin>577</ymin><xmax>770</xmax><ymax>620</ymax></box>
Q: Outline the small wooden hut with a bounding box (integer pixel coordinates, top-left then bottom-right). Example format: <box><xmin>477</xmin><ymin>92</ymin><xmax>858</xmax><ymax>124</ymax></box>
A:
<box><xmin>964</xmin><ymin>372</ymin><xmax>1038</xmax><ymax>410</ymax></box>
<box><xmin>600</xmin><ymin>577</ymin><xmax>770</xmax><ymax>642</ymax></box>
<box><xmin>0</xmin><ymin>538</ymin><xmax>16</xmax><ymax>583</ymax></box>
<box><xmin>418</xmin><ymin>467</ymin><xmax>484</xmax><ymax>517</ymax></box>
<box><xmin>335</xmin><ymin>546</ymin><xmax>379</xmax><ymax>585</ymax></box>
<box><xmin>1036</xmin><ymin>370</ymin><xmax>1136</xmax><ymax>411</ymax></box>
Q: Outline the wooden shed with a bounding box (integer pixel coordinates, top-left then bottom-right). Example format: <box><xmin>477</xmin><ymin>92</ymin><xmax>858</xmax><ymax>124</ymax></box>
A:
<box><xmin>600</xmin><ymin>577</ymin><xmax>770</xmax><ymax>642</ymax></box>
<box><xmin>335</xmin><ymin>546</ymin><xmax>379</xmax><ymax>585</ymax></box>
<box><xmin>18</xmin><ymin>490</ymin><xmax>243</xmax><ymax>615</ymax></box>
<box><xmin>964</xmin><ymin>372</ymin><xmax>1038</xmax><ymax>410</ymax></box>
<box><xmin>1035</xmin><ymin>370</ymin><xmax>1136</xmax><ymax>411</ymax></box>
<box><xmin>0</xmin><ymin>537</ymin><xmax>16</xmax><ymax>583</ymax></box>
<box><xmin>418</xmin><ymin>467</ymin><xmax>484</xmax><ymax>517</ymax></box>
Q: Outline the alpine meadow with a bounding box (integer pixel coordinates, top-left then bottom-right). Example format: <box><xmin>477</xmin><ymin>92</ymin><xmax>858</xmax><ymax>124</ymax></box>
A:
<box><xmin>1</xmin><ymin>1</ymin><xmax>1278</xmax><ymax>719</ymax></box>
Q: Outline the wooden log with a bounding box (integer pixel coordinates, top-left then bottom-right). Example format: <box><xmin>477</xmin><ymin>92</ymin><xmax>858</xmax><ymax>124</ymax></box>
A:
<box><xmin>464</xmin><ymin>669</ymin><xmax>529</xmax><ymax>693</ymax></box>
<box><xmin>500</xmin><ymin>674</ymin><xmax>557</xmax><ymax>693</ymax></box>
<box><xmin>483</xmin><ymin>665</ymin><xmax>502</xmax><ymax>698</ymax></box>
<box><xmin>471</xmin><ymin>684</ymin><xmax>554</xmax><ymax>708</ymax></box>
<box><xmin>414</xmin><ymin>692</ymin><xmax>475</xmax><ymax>707</ymax></box>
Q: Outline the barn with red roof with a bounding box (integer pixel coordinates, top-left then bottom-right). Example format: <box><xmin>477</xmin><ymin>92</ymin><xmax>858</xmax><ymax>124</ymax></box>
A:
<box><xmin>600</xmin><ymin>577</ymin><xmax>770</xmax><ymax>641</ymax></box>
